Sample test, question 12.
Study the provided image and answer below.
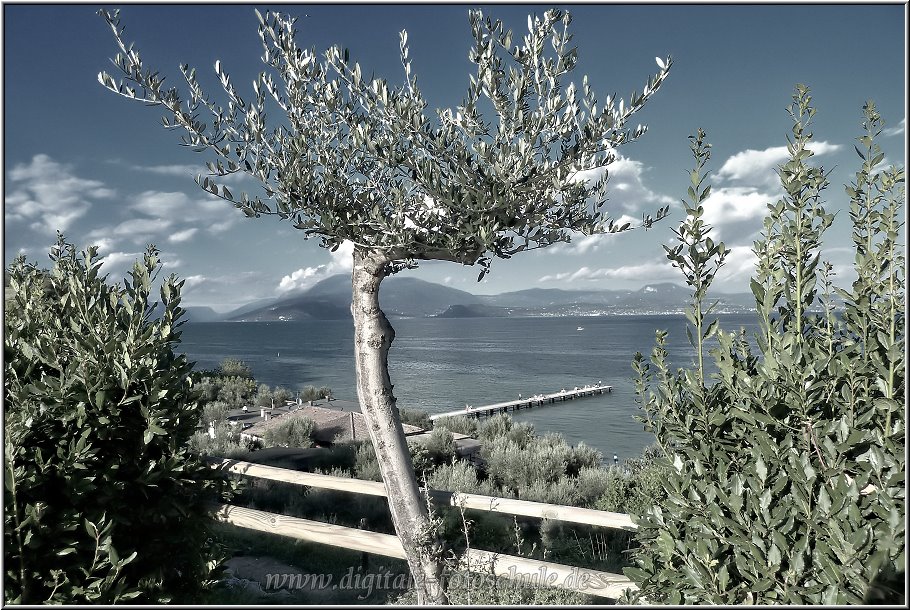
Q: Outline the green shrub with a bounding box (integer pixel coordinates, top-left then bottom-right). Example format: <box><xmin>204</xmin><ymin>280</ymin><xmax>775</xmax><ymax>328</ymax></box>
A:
<box><xmin>216</xmin><ymin>357</ymin><xmax>253</xmax><ymax>379</ymax></box>
<box><xmin>307</xmin><ymin>442</ymin><xmax>360</xmax><ymax>472</ymax></box>
<box><xmin>299</xmin><ymin>384</ymin><xmax>332</xmax><ymax>401</ymax></box>
<box><xmin>189</xmin><ymin>422</ymin><xmax>257</xmax><ymax>457</ymax></box>
<box><xmin>254</xmin><ymin>383</ymin><xmax>273</xmax><ymax>408</ymax></box>
<box><xmin>626</xmin><ymin>91</ymin><xmax>905</xmax><ymax>603</ymax></box>
<box><xmin>272</xmin><ymin>385</ymin><xmax>293</xmax><ymax>404</ymax></box>
<box><xmin>422</xmin><ymin>428</ymin><xmax>458</xmax><ymax>464</ymax></box>
<box><xmin>201</xmin><ymin>400</ymin><xmax>231</xmax><ymax>426</ymax></box>
<box><xmin>215</xmin><ymin>375</ymin><xmax>257</xmax><ymax>407</ymax></box>
<box><xmin>477</xmin><ymin>413</ymin><xmax>514</xmax><ymax>441</ymax></box>
<box><xmin>435</xmin><ymin>414</ymin><xmax>478</xmax><ymax>436</ymax></box>
<box><xmin>425</xmin><ymin>461</ymin><xmax>496</xmax><ymax>497</ymax></box>
<box><xmin>521</xmin><ymin>477</ymin><xmax>579</xmax><ymax>506</ymax></box>
<box><xmin>503</xmin><ymin>421</ymin><xmax>536</xmax><ymax>449</ymax></box>
<box><xmin>565</xmin><ymin>442</ymin><xmax>603</xmax><ymax>475</ymax></box>
<box><xmin>354</xmin><ymin>441</ymin><xmax>383</xmax><ymax>482</ymax></box>
<box><xmin>574</xmin><ymin>466</ymin><xmax>613</xmax><ymax>508</ymax></box>
<box><xmin>3</xmin><ymin>239</ymin><xmax>231</xmax><ymax>603</ymax></box>
<box><xmin>594</xmin><ymin>448</ymin><xmax>669</xmax><ymax>515</ymax></box>
<box><xmin>399</xmin><ymin>407</ymin><xmax>432</xmax><ymax>429</ymax></box>
<box><xmin>193</xmin><ymin>376</ymin><xmax>219</xmax><ymax>403</ymax></box>
<box><xmin>484</xmin><ymin>435</ymin><xmax>570</xmax><ymax>493</ymax></box>
<box><xmin>262</xmin><ymin>416</ymin><xmax>316</xmax><ymax>448</ymax></box>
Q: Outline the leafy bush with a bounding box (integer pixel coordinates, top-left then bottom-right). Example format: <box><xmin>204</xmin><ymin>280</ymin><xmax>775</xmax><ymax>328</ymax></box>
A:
<box><xmin>189</xmin><ymin>422</ymin><xmax>258</xmax><ymax>457</ymax></box>
<box><xmin>476</xmin><ymin>413</ymin><xmax>514</xmax><ymax>441</ymax></box>
<box><xmin>262</xmin><ymin>416</ymin><xmax>316</xmax><ymax>448</ymax></box>
<box><xmin>216</xmin><ymin>357</ymin><xmax>253</xmax><ymax>379</ymax></box>
<box><xmin>354</xmin><ymin>441</ymin><xmax>384</xmax><ymax>482</ymax></box>
<box><xmin>201</xmin><ymin>400</ymin><xmax>232</xmax><ymax>426</ymax></box>
<box><xmin>399</xmin><ymin>407</ymin><xmax>432</xmax><ymax>429</ymax></box>
<box><xmin>484</xmin><ymin>434</ymin><xmax>570</xmax><ymax>493</ymax></box>
<box><xmin>573</xmin><ymin>467</ymin><xmax>613</xmax><ymax>508</ymax></box>
<box><xmin>521</xmin><ymin>477</ymin><xmax>579</xmax><ymax>506</ymax></box>
<box><xmin>3</xmin><ymin>239</ymin><xmax>231</xmax><ymax>603</ymax></box>
<box><xmin>424</xmin><ymin>461</ymin><xmax>497</xmax><ymax>497</ymax></box>
<box><xmin>299</xmin><ymin>384</ymin><xmax>332</xmax><ymax>401</ymax></box>
<box><xmin>272</xmin><ymin>385</ymin><xmax>293</xmax><ymax>404</ymax></box>
<box><xmin>594</xmin><ymin>446</ymin><xmax>669</xmax><ymax>514</ymax></box>
<box><xmin>503</xmin><ymin>421</ymin><xmax>536</xmax><ymax>449</ymax></box>
<box><xmin>626</xmin><ymin>90</ymin><xmax>905</xmax><ymax>603</ymax></box>
<box><xmin>435</xmin><ymin>414</ymin><xmax>478</xmax><ymax>436</ymax></box>
<box><xmin>307</xmin><ymin>442</ymin><xmax>361</xmax><ymax>472</ymax></box>
<box><xmin>215</xmin><ymin>375</ymin><xmax>257</xmax><ymax>407</ymax></box>
<box><xmin>422</xmin><ymin>428</ymin><xmax>458</xmax><ymax>464</ymax></box>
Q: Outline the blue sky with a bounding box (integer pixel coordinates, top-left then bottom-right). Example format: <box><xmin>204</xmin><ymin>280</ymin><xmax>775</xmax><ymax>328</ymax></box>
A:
<box><xmin>3</xmin><ymin>3</ymin><xmax>906</xmax><ymax>311</ymax></box>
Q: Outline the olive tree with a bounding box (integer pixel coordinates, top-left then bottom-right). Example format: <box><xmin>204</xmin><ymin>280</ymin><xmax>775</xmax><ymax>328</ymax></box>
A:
<box><xmin>98</xmin><ymin>7</ymin><xmax>670</xmax><ymax>602</ymax></box>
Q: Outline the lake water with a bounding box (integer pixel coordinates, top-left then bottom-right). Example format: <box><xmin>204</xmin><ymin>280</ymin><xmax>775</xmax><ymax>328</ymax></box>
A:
<box><xmin>178</xmin><ymin>314</ymin><xmax>760</xmax><ymax>460</ymax></box>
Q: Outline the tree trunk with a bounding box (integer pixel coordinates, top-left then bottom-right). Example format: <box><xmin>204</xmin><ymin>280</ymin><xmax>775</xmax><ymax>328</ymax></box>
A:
<box><xmin>350</xmin><ymin>248</ymin><xmax>448</xmax><ymax>604</ymax></box>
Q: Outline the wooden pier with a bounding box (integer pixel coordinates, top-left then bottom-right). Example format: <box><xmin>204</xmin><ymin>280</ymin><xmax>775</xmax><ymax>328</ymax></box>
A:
<box><xmin>429</xmin><ymin>383</ymin><xmax>612</xmax><ymax>422</ymax></box>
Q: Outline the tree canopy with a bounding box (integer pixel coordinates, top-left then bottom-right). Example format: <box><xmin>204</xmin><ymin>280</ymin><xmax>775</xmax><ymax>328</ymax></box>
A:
<box><xmin>99</xmin><ymin>8</ymin><xmax>671</xmax><ymax>277</ymax></box>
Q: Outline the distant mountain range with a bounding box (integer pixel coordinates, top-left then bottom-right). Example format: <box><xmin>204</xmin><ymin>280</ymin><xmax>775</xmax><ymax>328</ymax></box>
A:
<box><xmin>185</xmin><ymin>274</ymin><xmax>761</xmax><ymax>322</ymax></box>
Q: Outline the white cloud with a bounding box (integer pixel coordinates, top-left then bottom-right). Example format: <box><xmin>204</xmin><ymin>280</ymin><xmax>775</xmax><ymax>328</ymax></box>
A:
<box><xmin>6</xmin><ymin>154</ymin><xmax>116</xmax><ymax>234</ymax></box>
<box><xmin>130</xmin><ymin>190</ymin><xmax>230</xmax><ymax>225</ymax></box>
<box><xmin>98</xmin><ymin>250</ymin><xmax>142</xmax><ymax>275</ymax></box>
<box><xmin>329</xmin><ymin>239</ymin><xmax>354</xmax><ymax>271</ymax></box>
<box><xmin>133</xmin><ymin>163</ymin><xmax>201</xmax><ymax>177</ymax></box>
<box><xmin>169</xmin><ymin>228</ymin><xmax>198</xmax><ymax>243</ymax></box>
<box><xmin>883</xmin><ymin>118</ymin><xmax>905</xmax><ymax>137</ymax></box>
<box><xmin>84</xmin><ymin>190</ymin><xmax>237</xmax><ymax>248</ymax></box>
<box><xmin>539</xmin><ymin>259</ymin><xmax>677</xmax><ymax>283</ymax></box>
<box><xmin>275</xmin><ymin>240</ymin><xmax>355</xmax><ymax>294</ymax></box>
<box><xmin>277</xmin><ymin>266</ymin><xmax>323</xmax><ymax>293</ymax></box>
<box><xmin>86</xmin><ymin>218</ymin><xmax>173</xmax><ymax>248</ymax></box>
<box><xmin>178</xmin><ymin>271</ymin><xmax>273</xmax><ymax>310</ymax></box>
<box><xmin>714</xmin><ymin>245</ymin><xmax>758</xmax><ymax>287</ymax></box>
<box><xmin>88</xmin><ymin>237</ymin><xmax>117</xmax><ymax>255</ymax></box>
<box><xmin>182</xmin><ymin>274</ymin><xmax>209</xmax><ymax>291</ymax></box>
<box><xmin>572</xmin><ymin>155</ymin><xmax>674</xmax><ymax>213</ymax></box>
<box><xmin>539</xmin><ymin>247</ymin><xmax>761</xmax><ymax>291</ymax></box>
<box><xmin>128</xmin><ymin>162</ymin><xmax>250</xmax><ymax>184</ymax></box>
<box><xmin>716</xmin><ymin>141</ymin><xmax>842</xmax><ymax>188</ymax></box>
<box><xmin>112</xmin><ymin>217</ymin><xmax>174</xmax><ymax>236</ymax></box>
<box><xmin>700</xmin><ymin>187</ymin><xmax>770</xmax><ymax>238</ymax></box>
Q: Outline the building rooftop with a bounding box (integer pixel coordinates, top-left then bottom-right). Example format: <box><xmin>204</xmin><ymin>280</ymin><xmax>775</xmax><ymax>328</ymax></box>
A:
<box><xmin>241</xmin><ymin>402</ymin><xmax>425</xmax><ymax>445</ymax></box>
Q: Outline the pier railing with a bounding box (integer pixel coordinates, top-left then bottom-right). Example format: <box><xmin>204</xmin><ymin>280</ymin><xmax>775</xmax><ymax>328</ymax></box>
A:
<box><xmin>211</xmin><ymin>458</ymin><xmax>639</xmax><ymax>600</ymax></box>
<box><xmin>429</xmin><ymin>383</ymin><xmax>612</xmax><ymax>421</ymax></box>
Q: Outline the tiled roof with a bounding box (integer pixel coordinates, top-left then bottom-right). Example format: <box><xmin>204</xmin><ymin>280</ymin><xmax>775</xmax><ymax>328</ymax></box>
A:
<box><xmin>242</xmin><ymin>403</ymin><xmax>425</xmax><ymax>445</ymax></box>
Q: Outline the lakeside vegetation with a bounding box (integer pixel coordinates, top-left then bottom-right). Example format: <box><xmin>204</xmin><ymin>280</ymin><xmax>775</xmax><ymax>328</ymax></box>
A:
<box><xmin>184</xmin><ymin>358</ymin><xmax>666</xmax><ymax>602</ymax></box>
<box><xmin>206</xmin><ymin>408</ymin><xmax>666</xmax><ymax>604</ymax></box>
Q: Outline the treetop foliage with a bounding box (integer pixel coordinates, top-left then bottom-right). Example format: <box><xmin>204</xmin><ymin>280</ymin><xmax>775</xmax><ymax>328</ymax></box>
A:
<box><xmin>98</xmin><ymin>7</ymin><xmax>671</xmax><ymax>277</ymax></box>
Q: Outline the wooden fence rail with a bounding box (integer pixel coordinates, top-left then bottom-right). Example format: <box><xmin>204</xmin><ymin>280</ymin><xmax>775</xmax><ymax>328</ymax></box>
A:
<box><xmin>214</xmin><ymin>503</ymin><xmax>635</xmax><ymax>599</ymax></box>
<box><xmin>211</xmin><ymin>457</ymin><xmax>639</xmax><ymax>599</ymax></box>
<box><xmin>215</xmin><ymin>458</ymin><xmax>636</xmax><ymax>531</ymax></box>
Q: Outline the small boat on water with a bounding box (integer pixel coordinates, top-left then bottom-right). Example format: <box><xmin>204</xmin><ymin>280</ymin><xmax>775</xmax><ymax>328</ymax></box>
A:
<box><xmin>576</xmin><ymin>326</ymin><xmax>584</xmax><ymax>331</ymax></box>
